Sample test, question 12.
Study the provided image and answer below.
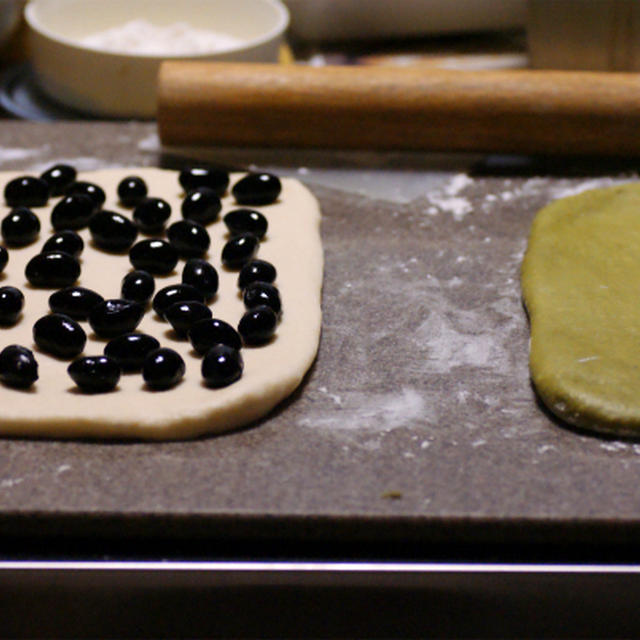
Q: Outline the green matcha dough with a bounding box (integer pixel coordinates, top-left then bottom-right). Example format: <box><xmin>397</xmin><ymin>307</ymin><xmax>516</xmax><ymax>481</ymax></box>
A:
<box><xmin>522</xmin><ymin>182</ymin><xmax>640</xmax><ymax>436</ymax></box>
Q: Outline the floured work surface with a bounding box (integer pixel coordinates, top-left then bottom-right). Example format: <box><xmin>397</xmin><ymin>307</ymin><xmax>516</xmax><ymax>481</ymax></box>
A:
<box><xmin>2</xmin><ymin>122</ymin><xmax>640</xmax><ymax>548</ymax></box>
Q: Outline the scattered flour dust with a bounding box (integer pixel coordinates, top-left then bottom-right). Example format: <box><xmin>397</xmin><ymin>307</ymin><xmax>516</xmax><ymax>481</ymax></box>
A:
<box><xmin>416</xmin><ymin>309</ymin><xmax>503</xmax><ymax>374</ymax></box>
<box><xmin>303</xmin><ymin>387</ymin><xmax>432</xmax><ymax>432</ymax></box>
<box><xmin>481</xmin><ymin>175</ymin><xmax>635</xmax><ymax>209</ymax></box>
<box><xmin>0</xmin><ymin>146</ymin><xmax>50</xmax><ymax>166</ymax></box>
<box><xmin>426</xmin><ymin>173</ymin><xmax>473</xmax><ymax>221</ymax></box>
<box><xmin>81</xmin><ymin>19</ymin><xmax>243</xmax><ymax>55</ymax></box>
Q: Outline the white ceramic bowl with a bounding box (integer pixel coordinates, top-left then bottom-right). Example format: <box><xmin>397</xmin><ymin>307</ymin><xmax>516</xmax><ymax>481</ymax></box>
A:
<box><xmin>25</xmin><ymin>0</ymin><xmax>289</xmax><ymax>118</ymax></box>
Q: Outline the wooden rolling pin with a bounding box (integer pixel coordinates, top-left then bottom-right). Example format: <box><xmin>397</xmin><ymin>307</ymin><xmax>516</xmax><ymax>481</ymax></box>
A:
<box><xmin>157</xmin><ymin>62</ymin><xmax>640</xmax><ymax>155</ymax></box>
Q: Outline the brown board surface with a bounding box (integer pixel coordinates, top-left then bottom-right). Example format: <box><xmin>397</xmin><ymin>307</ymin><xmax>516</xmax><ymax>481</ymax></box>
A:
<box><xmin>0</xmin><ymin>121</ymin><xmax>638</xmax><ymax>548</ymax></box>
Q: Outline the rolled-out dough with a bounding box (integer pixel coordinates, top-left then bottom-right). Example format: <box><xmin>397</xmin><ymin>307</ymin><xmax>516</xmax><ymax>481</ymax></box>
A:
<box><xmin>522</xmin><ymin>182</ymin><xmax>640</xmax><ymax>436</ymax></box>
<box><xmin>0</xmin><ymin>168</ymin><xmax>323</xmax><ymax>440</ymax></box>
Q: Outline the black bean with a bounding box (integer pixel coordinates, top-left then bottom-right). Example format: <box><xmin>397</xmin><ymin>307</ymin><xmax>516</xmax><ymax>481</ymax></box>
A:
<box><xmin>0</xmin><ymin>345</ymin><xmax>38</xmax><ymax>388</ymax></box>
<box><xmin>50</xmin><ymin>194</ymin><xmax>94</xmax><ymax>231</ymax></box>
<box><xmin>232</xmin><ymin>172</ymin><xmax>281</xmax><ymax>205</ymax></box>
<box><xmin>165</xmin><ymin>301</ymin><xmax>212</xmax><ymax>337</ymax></box>
<box><xmin>4</xmin><ymin>176</ymin><xmax>49</xmax><ymax>207</ymax></box>
<box><xmin>104</xmin><ymin>333</ymin><xmax>160</xmax><ymax>371</ymax></box>
<box><xmin>117</xmin><ymin>175</ymin><xmax>148</xmax><ymax>207</ymax></box>
<box><xmin>143</xmin><ymin>348</ymin><xmax>185</xmax><ymax>390</ymax></box>
<box><xmin>42</xmin><ymin>230</ymin><xmax>84</xmax><ymax>258</ymax></box>
<box><xmin>182</xmin><ymin>258</ymin><xmax>219</xmax><ymax>299</ymax></box>
<box><xmin>224</xmin><ymin>208</ymin><xmax>268</xmax><ymax>239</ymax></box>
<box><xmin>68</xmin><ymin>355</ymin><xmax>120</xmax><ymax>393</ymax></box>
<box><xmin>167</xmin><ymin>219</ymin><xmax>210</xmax><ymax>258</ymax></box>
<box><xmin>133</xmin><ymin>197</ymin><xmax>171</xmax><ymax>232</ymax></box>
<box><xmin>89</xmin><ymin>210</ymin><xmax>138</xmax><ymax>252</ymax></box>
<box><xmin>179</xmin><ymin>167</ymin><xmax>229</xmax><ymax>196</ymax></box>
<box><xmin>0</xmin><ymin>286</ymin><xmax>23</xmax><ymax>325</ymax></box>
<box><xmin>88</xmin><ymin>298</ymin><xmax>145</xmax><ymax>339</ymax></box>
<box><xmin>152</xmin><ymin>283</ymin><xmax>204</xmax><ymax>317</ymax></box>
<box><xmin>65</xmin><ymin>181</ymin><xmax>105</xmax><ymax>211</ymax></box>
<box><xmin>202</xmin><ymin>344</ymin><xmax>243</xmax><ymax>388</ymax></box>
<box><xmin>221</xmin><ymin>233</ymin><xmax>258</xmax><ymax>269</ymax></box>
<box><xmin>237</xmin><ymin>259</ymin><xmax>276</xmax><ymax>289</ymax></box>
<box><xmin>238</xmin><ymin>305</ymin><xmax>277</xmax><ymax>345</ymax></box>
<box><xmin>25</xmin><ymin>252</ymin><xmax>80</xmax><ymax>288</ymax></box>
<box><xmin>188</xmin><ymin>317</ymin><xmax>242</xmax><ymax>355</ymax></box>
<box><xmin>1</xmin><ymin>207</ymin><xmax>40</xmax><ymax>246</ymax></box>
<box><xmin>129</xmin><ymin>239</ymin><xmax>178</xmax><ymax>275</ymax></box>
<box><xmin>40</xmin><ymin>164</ymin><xmax>76</xmax><ymax>196</ymax></box>
<box><xmin>181</xmin><ymin>187</ymin><xmax>222</xmax><ymax>225</ymax></box>
<box><xmin>33</xmin><ymin>313</ymin><xmax>86</xmax><ymax>359</ymax></box>
<box><xmin>48</xmin><ymin>286</ymin><xmax>104</xmax><ymax>320</ymax></box>
<box><xmin>121</xmin><ymin>270</ymin><xmax>155</xmax><ymax>304</ymax></box>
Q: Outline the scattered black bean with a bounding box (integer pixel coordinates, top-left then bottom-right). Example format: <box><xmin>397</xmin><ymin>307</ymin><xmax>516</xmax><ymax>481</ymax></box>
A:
<box><xmin>0</xmin><ymin>246</ymin><xmax>8</xmax><ymax>272</ymax></box>
<box><xmin>232</xmin><ymin>172</ymin><xmax>281</xmax><ymax>205</ymax></box>
<box><xmin>0</xmin><ymin>345</ymin><xmax>38</xmax><ymax>388</ymax></box>
<box><xmin>152</xmin><ymin>283</ymin><xmax>204</xmax><ymax>317</ymax></box>
<box><xmin>181</xmin><ymin>187</ymin><xmax>222</xmax><ymax>225</ymax></box>
<box><xmin>89</xmin><ymin>210</ymin><xmax>138</xmax><ymax>252</ymax></box>
<box><xmin>0</xmin><ymin>286</ymin><xmax>24</xmax><ymax>325</ymax></box>
<box><xmin>68</xmin><ymin>355</ymin><xmax>120</xmax><ymax>393</ymax></box>
<box><xmin>143</xmin><ymin>347</ymin><xmax>185</xmax><ymax>390</ymax></box>
<box><xmin>237</xmin><ymin>259</ymin><xmax>276</xmax><ymax>289</ymax></box>
<box><xmin>165</xmin><ymin>301</ymin><xmax>212</xmax><ymax>337</ymax></box>
<box><xmin>40</xmin><ymin>164</ymin><xmax>77</xmax><ymax>196</ymax></box>
<box><xmin>133</xmin><ymin>197</ymin><xmax>171</xmax><ymax>232</ymax></box>
<box><xmin>179</xmin><ymin>166</ymin><xmax>229</xmax><ymax>196</ymax></box>
<box><xmin>48</xmin><ymin>286</ymin><xmax>104</xmax><ymax>320</ymax></box>
<box><xmin>188</xmin><ymin>317</ymin><xmax>242</xmax><ymax>355</ymax></box>
<box><xmin>221</xmin><ymin>233</ymin><xmax>258</xmax><ymax>269</ymax></box>
<box><xmin>25</xmin><ymin>251</ymin><xmax>80</xmax><ymax>288</ymax></box>
<box><xmin>104</xmin><ymin>333</ymin><xmax>160</xmax><ymax>371</ymax></box>
<box><xmin>121</xmin><ymin>269</ymin><xmax>155</xmax><ymax>304</ymax></box>
<box><xmin>65</xmin><ymin>181</ymin><xmax>105</xmax><ymax>211</ymax></box>
<box><xmin>238</xmin><ymin>305</ymin><xmax>277</xmax><ymax>345</ymax></box>
<box><xmin>167</xmin><ymin>219</ymin><xmax>210</xmax><ymax>258</ymax></box>
<box><xmin>182</xmin><ymin>258</ymin><xmax>219</xmax><ymax>299</ymax></box>
<box><xmin>223</xmin><ymin>208</ymin><xmax>268</xmax><ymax>239</ymax></box>
<box><xmin>243</xmin><ymin>281</ymin><xmax>281</xmax><ymax>315</ymax></box>
<box><xmin>33</xmin><ymin>313</ymin><xmax>86</xmax><ymax>359</ymax></box>
<box><xmin>1</xmin><ymin>207</ymin><xmax>40</xmax><ymax>246</ymax></box>
<box><xmin>129</xmin><ymin>239</ymin><xmax>178</xmax><ymax>275</ymax></box>
<box><xmin>0</xmin><ymin>168</ymin><xmax>290</xmax><ymax>397</ymax></box>
<box><xmin>51</xmin><ymin>193</ymin><xmax>94</xmax><ymax>231</ymax></box>
<box><xmin>202</xmin><ymin>344</ymin><xmax>243</xmax><ymax>388</ymax></box>
<box><xmin>42</xmin><ymin>230</ymin><xmax>84</xmax><ymax>258</ymax></box>
<box><xmin>4</xmin><ymin>176</ymin><xmax>49</xmax><ymax>207</ymax></box>
<box><xmin>117</xmin><ymin>175</ymin><xmax>147</xmax><ymax>207</ymax></box>
<box><xmin>88</xmin><ymin>298</ymin><xmax>145</xmax><ymax>339</ymax></box>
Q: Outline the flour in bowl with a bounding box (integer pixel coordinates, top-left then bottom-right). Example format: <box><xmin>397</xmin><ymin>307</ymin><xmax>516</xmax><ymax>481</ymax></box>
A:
<box><xmin>81</xmin><ymin>19</ymin><xmax>243</xmax><ymax>55</ymax></box>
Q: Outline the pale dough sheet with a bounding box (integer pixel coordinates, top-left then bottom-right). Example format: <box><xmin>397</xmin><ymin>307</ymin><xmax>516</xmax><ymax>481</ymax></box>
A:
<box><xmin>522</xmin><ymin>182</ymin><xmax>640</xmax><ymax>436</ymax></box>
<box><xmin>0</xmin><ymin>168</ymin><xmax>323</xmax><ymax>440</ymax></box>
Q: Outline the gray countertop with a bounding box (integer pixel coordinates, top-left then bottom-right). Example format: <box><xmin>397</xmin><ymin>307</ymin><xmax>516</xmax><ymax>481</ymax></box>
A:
<box><xmin>0</xmin><ymin>121</ymin><xmax>638</xmax><ymax>547</ymax></box>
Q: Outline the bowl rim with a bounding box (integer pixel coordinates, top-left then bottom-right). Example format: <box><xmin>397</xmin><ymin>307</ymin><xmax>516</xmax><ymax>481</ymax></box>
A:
<box><xmin>24</xmin><ymin>0</ymin><xmax>289</xmax><ymax>59</ymax></box>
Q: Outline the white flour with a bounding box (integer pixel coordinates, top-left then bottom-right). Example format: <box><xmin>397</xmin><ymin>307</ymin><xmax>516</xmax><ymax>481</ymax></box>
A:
<box><xmin>0</xmin><ymin>146</ymin><xmax>49</xmax><ymax>166</ymax></box>
<box><xmin>426</xmin><ymin>172</ymin><xmax>474</xmax><ymax>221</ymax></box>
<box><xmin>300</xmin><ymin>387</ymin><xmax>432</xmax><ymax>433</ymax></box>
<box><xmin>81</xmin><ymin>19</ymin><xmax>242</xmax><ymax>55</ymax></box>
<box><xmin>481</xmin><ymin>175</ymin><xmax>636</xmax><ymax>211</ymax></box>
